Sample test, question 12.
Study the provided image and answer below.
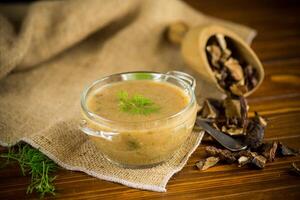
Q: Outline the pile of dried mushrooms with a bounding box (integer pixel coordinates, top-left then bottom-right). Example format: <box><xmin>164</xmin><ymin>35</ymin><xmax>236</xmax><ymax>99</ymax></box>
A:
<box><xmin>196</xmin><ymin>34</ymin><xmax>299</xmax><ymax>172</ymax></box>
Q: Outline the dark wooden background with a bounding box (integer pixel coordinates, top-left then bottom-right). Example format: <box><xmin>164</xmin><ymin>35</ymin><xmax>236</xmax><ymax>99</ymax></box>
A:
<box><xmin>1</xmin><ymin>0</ymin><xmax>300</xmax><ymax>199</ymax></box>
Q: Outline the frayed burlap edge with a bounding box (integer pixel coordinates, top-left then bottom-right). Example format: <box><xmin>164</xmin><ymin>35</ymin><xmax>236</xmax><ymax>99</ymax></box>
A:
<box><xmin>0</xmin><ymin>131</ymin><xmax>204</xmax><ymax>192</ymax></box>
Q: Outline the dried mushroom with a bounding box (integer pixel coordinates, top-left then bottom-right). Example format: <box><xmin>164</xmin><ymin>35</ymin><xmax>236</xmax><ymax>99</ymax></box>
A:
<box><xmin>200</xmin><ymin>100</ymin><xmax>218</xmax><ymax>119</ymax></box>
<box><xmin>196</xmin><ymin>89</ymin><xmax>298</xmax><ymax>172</ymax></box>
<box><xmin>244</xmin><ymin>112</ymin><xmax>266</xmax><ymax>149</ymax></box>
<box><xmin>238</xmin><ymin>156</ymin><xmax>251</xmax><ymax>167</ymax></box>
<box><xmin>205</xmin><ymin>146</ymin><xmax>236</xmax><ymax>163</ymax></box>
<box><xmin>215</xmin><ymin>34</ymin><xmax>227</xmax><ymax>50</ymax></box>
<box><xmin>224</xmin><ymin>58</ymin><xmax>244</xmax><ymax>81</ymax></box>
<box><xmin>198</xmin><ymin>97</ymin><xmax>248</xmax><ymax>137</ymax></box>
<box><xmin>260</xmin><ymin>141</ymin><xmax>278</xmax><ymax>162</ymax></box>
<box><xmin>251</xmin><ymin>155</ymin><xmax>267</xmax><ymax>169</ymax></box>
<box><xmin>205</xmin><ymin>34</ymin><xmax>259</xmax><ymax>96</ymax></box>
<box><xmin>277</xmin><ymin>142</ymin><xmax>299</xmax><ymax>156</ymax></box>
<box><xmin>244</xmin><ymin>64</ymin><xmax>258</xmax><ymax>91</ymax></box>
<box><xmin>290</xmin><ymin>163</ymin><xmax>300</xmax><ymax>176</ymax></box>
<box><xmin>230</xmin><ymin>82</ymin><xmax>248</xmax><ymax>96</ymax></box>
<box><xmin>196</xmin><ymin>156</ymin><xmax>220</xmax><ymax>171</ymax></box>
<box><xmin>237</xmin><ymin>150</ymin><xmax>258</xmax><ymax>158</ymax></box>
<box><xmin>222</xmin><ymin>127</ymin><xmax>244</xmax><ymax>136</ymax></box>
<box><xmin>223</xmin><ymin>98</ymin><xmax>242</xmax><ymax>119</ymax></box>
<box><xmin>197</xmin><ymin>140</ymin><xmax>298</xmax><ymax>171</ymax></box>
<box><xmin>206</xmin><ymin>45</ymin><xmax>222</xmax><ymax>69</ymax></box>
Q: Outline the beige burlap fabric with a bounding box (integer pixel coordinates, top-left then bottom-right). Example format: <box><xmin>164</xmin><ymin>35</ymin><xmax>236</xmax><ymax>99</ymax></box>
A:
<box><xmin>0</xmin><ymin>0</ymin><xmax>256</xmax><ymax>192</ymax></box>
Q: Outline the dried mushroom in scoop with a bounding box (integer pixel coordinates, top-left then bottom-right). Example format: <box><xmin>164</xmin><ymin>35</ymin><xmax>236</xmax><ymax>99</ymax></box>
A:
<box><xmin>196</xmin><ymin>57</ymin><xmax>298</xmax><ymax>171</ymax></box>
<box><xmin>206</xmin><ymin>34</ymin><xmax>259</xmax><ymax>96</ymax></box>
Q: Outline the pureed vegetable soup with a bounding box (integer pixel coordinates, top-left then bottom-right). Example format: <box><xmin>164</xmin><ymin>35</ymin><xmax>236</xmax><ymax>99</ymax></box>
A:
<box><xmin>84</xmin><ymin>80</ymin><xmax>197</xmax><ymax>167</ymax></box>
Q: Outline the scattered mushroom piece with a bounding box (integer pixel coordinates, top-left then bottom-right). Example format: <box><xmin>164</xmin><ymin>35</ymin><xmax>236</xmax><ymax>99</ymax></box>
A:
<box><xmin>223</xmin><ymin>127</ymin><xmax>245</xmax><ymax>136</ymax></box>
<box><xmin>261</xmin><ymin>142</ymin><xmax>278</xmax><ymax>162</ymax></box>
<box><xmin>196</xmin><ymin>157</ymin><xmax>220</xmax><ymax>171</ymax></box>
<box><xmin>205</xmin><ymin>146</ymin><xmax>236</xmax><ymax>163</ymax></box>
<box><xmin>200</xmin><ymin>100</ymin><xmax>218</xmax><ymax>119</ymax></box>
<box><xmin>251</xmin><ymin>155</ymin><xmax>267</xmax><ymax>169</ymax></box>
<box><xmin>290</xmin><ymin>163</ymin><xmax>300</xmax><ymax>176</ymax></box>
<box><xmin>244</xmin><ymin>113</ymin><xmax>266</xmax><ymax>149</ymax></box>
<box><xmin>238</xmin><ymin>156</ymin><xmax>251</xmax><ymax>167</ymax></box>
<box><xmin>277</xmin><ymin>142</ymin><xmax>299</xmax><ymax>156</ymax></box>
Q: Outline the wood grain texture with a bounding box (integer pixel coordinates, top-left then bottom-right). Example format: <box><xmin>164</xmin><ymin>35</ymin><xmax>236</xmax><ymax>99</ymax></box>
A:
<box><xmin>1</xmin><ymin>0</ymin><xmax>300</xmax><ymax>199</ymax></box>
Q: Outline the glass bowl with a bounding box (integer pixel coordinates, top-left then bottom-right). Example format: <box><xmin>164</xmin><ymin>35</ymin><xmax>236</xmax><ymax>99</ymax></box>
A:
<box><xmin>79</xmin><ymin>71</ymin><xmax>197</xmax><ymax>168</ymax></box>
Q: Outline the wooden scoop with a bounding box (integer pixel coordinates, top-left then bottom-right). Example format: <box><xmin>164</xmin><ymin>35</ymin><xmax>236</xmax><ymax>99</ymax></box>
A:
<box><xmin>167</xmin><ymin>22</ymin><xmax>264</xmax><ymax>97</ymax></box>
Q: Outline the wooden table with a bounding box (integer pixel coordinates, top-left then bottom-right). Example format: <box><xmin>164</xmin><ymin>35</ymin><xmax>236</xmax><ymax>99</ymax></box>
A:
<box><xmin>1</xmin><ymin>0</ymin><xmax>300</xmax><ymax>199</ymax></box>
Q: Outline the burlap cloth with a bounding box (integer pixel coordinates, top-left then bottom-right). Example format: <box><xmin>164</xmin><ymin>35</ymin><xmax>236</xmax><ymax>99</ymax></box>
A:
<box><xmin>0</xmin><ymin>0</ymin><xmax>256</xmax><ymax>192</ymax></box>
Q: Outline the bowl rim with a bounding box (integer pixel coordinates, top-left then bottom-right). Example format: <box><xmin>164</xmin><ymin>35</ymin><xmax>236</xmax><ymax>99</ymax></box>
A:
<box><xmin>80</xmin><ymin>71</ymin><xmax>196</xmax><ymax>126</ymax></box>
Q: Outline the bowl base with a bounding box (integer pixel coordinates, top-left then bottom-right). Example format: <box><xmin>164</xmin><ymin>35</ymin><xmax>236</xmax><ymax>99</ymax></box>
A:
<box><xmin>101</xmin><ymin>153</ymin><xmax>171</xmax><ymax>169</ymax></box>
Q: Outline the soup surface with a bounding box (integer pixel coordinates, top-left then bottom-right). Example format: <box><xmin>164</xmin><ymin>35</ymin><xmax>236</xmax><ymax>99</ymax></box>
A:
<box><xmin>87</xmin><ymin>80</ymin><xmax>190</xmax><ymax>122</ymax></box>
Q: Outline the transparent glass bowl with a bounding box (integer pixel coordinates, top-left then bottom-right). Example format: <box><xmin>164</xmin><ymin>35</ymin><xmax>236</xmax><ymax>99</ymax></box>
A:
<box><xmin>80</xmin><ymin>71</ymin><xmax>197</xmax><ymax>168</ymax></box>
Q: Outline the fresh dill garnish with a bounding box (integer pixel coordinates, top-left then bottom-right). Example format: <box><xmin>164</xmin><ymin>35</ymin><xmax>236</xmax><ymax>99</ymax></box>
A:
<box><xmin>0</xmin><ymin>144</ymin><xmax>57</xmax><ymax>198</ymax></box>
<box><xmin>117</xmin><ymin>90</ymin><xmax>160</xmax><ymax>115</ymax></box>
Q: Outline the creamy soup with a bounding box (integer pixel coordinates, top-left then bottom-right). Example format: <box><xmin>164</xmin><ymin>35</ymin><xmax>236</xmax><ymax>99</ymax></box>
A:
<box><xmin>87</xmin><ymin>80</ymin><xmax>189</xmax><ymax>122</ymax></box>
<box><xmin>83</xmin><ymin>80</ymin><xmax>197</xmax><ymax>167</ymax></box>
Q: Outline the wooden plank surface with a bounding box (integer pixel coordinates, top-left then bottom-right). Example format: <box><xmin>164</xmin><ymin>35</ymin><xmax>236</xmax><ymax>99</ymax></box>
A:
<box><xmin>1</xmin><ymin>0</ymin><xmax>300</xmax><ymax>199</ymax></box>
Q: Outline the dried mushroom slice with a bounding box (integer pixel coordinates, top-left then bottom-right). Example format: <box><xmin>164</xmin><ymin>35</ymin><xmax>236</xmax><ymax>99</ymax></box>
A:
<box><xmin>244</xmin><ymin>64</ymin><xmax>258</xmax><ymax>90</ymax></box>
<box><xmin>244</xmin><ymin>113</ymin><xmax>266</xmax><ymax>149</ymax></box>
<box><xmin>223</xmin><ymin>98</ymin><xmax>242</xmax><ymax>119</ymax></box>
<box><xmin>220</xmin><ymin>48</ymin><xmax>232</xmax><ymax>63</ymax></box>
<box><xmin>290</xmin><ymin>163</ymin><xmax>300</xmax><ymax>176</ymax></box>
<box><xmin>255</xmin><ymin>112</ymin><xmax>268</xmax><ymax>127</ymax></box>
<box><xmin>205</xmin><ymin>146</ymin><xmax>236</xmax><ymax>163</ymax></box>
<box><xmin>216</xmin><ymin>34</ymin><xmax>227</xmax><ymax>51</ymax></box>
<box><xmin>251</xmin><ymin>155</ymin><xmax>267</xmax><ymax>169</ymax></box>
<box><xmin>244</xmin><ymin>120</ymin><xmax>264</xmax><ymax>149</ymax></box>
<box><xmin>200</xmin><ymin>100</ymin><xmax>218</xmax><ymax>119</ymax></box>
<box><xmin>224</xmin><ymin>58</ymin><xmax>244</xmax><ymax>81</ymax></box>
<box><xmin>198</xmin><ymin>97</ymin><xmax>248</xmax><ymax>137</ymax></box>
<box><xmin>240</xmin><ymin>97</ymin><xmax>248</xmax><ymax>132</ymax></box>
<box><xmin>206</xmin><ymin>45</ymin><xmax>222</xmax><ymax>69</ymax></box>
<box><xmin>221</xmin><ymin>97</ymin><xmax>248</xmax><ymax>136</ymax></box>
<box><xmin>211</xmin><ymin>122</ymin><xmax>220</xmax><ymax>130</ymax></box>
<box><xmin>238</xmin><ymin>156</ymin><xmax>251</xmax><ymax>167</ymax></box>
<box><xmin>237</xmin><ymin>150</ymin><xmax>258</xmax><ymax>158</ymax></box>
<box><xmin>195</xmin><ymin>160</ymin><xmax>205</xmax><ymax>170</ymax></box>
<box><xmin>260</xmin><ymin>142</ymin><xmax>278</xmax><ymax>162</ymax></box>
<box><xmin>277</xmin><ymin>142</ymin><xmax>299</xmax><ymax>156</ymax></box>
<box><xmin>196</xmin><ymin>157</ymin><xmax>220</xmax><ymax>171</ymax></box>
<box><xmin>222</xmin><ymin>127</ymin><xmax>245</xmax><ymax>136</ymax></box>
<box><xmin>230</xmin><ymin>82</ymin><xmax>248</xmax><ymax>96</ymax></box>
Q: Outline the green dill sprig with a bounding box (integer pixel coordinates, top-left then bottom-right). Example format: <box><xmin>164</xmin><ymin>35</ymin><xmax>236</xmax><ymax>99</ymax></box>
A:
<box><xmin>117</xmin><ymin>90</ymin><xmax>160</xmax><ymax>115</ymax></box>
<box><xmin>0</xmin><ymin>144</ymin><xmax>57</xmax><ymax>198</ymax></box>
